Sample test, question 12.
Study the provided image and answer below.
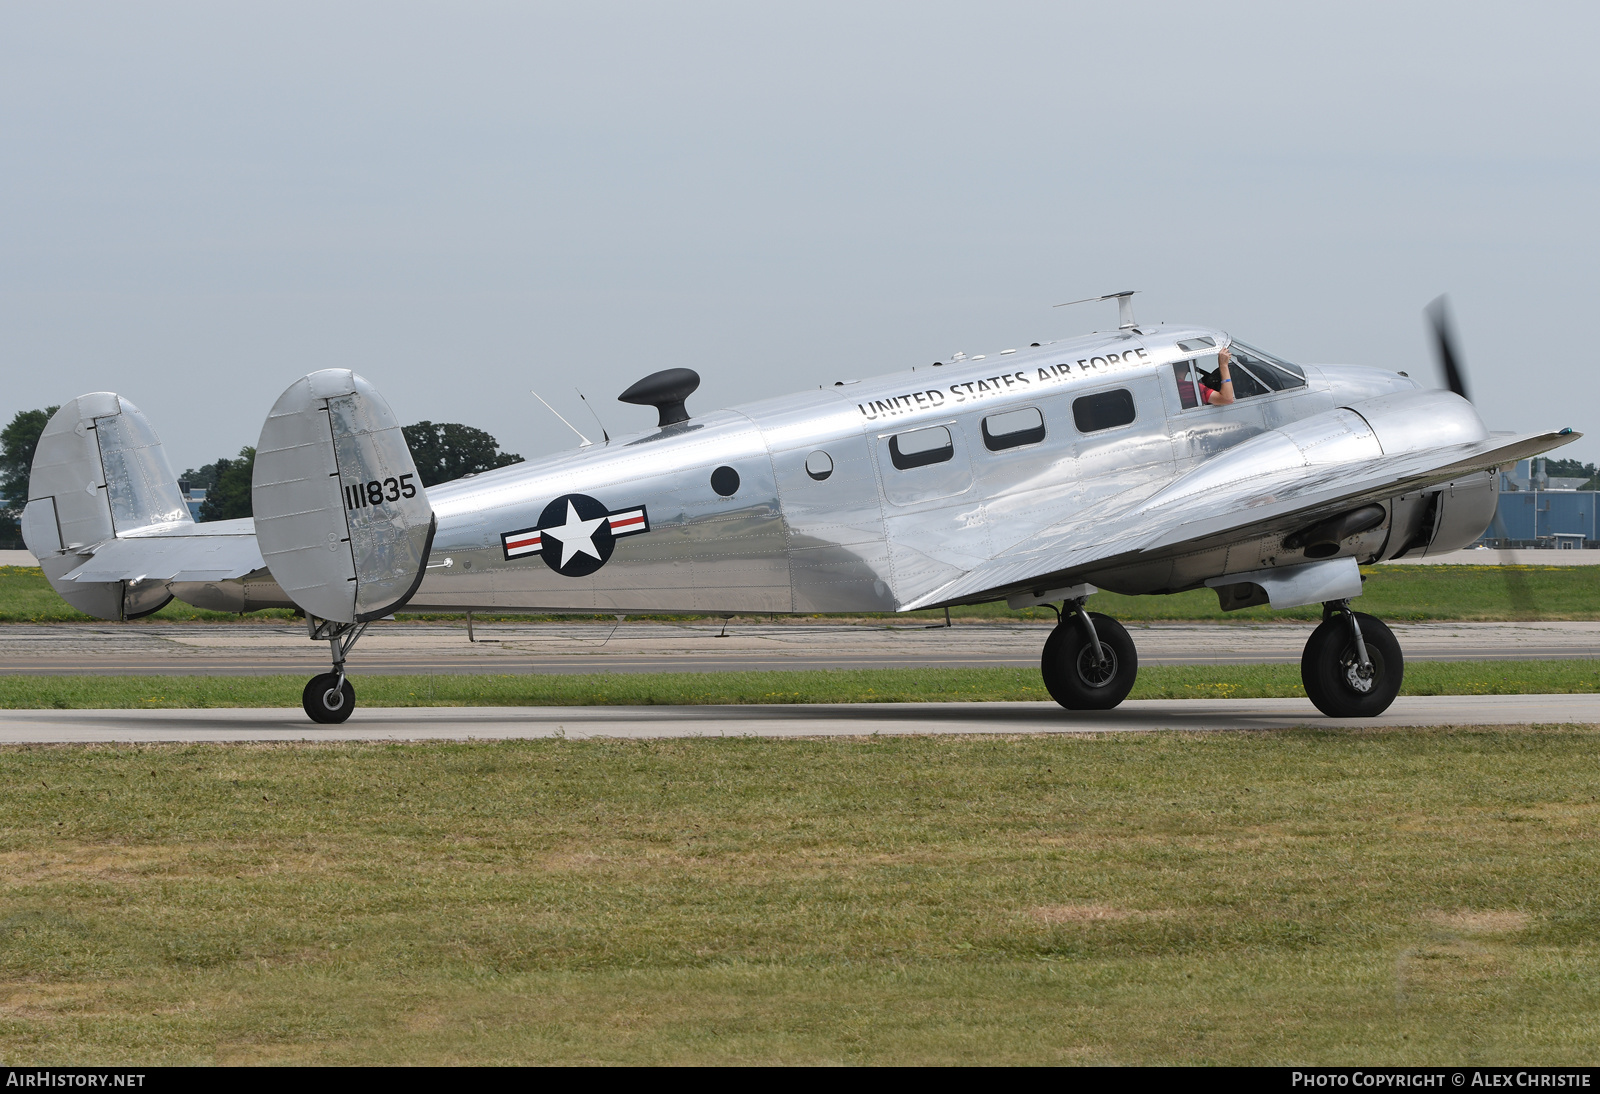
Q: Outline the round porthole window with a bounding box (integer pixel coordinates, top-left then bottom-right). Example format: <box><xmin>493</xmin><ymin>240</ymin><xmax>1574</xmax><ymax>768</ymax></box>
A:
<box><xmin>805</xmin><ymin>451</ymin><xmax>833</xmax><ymax>481</ymax></box>
<box><xmin>710</xmin><ymin>465</ymin><xmax>740</xmax><ymax>496</ymax></box>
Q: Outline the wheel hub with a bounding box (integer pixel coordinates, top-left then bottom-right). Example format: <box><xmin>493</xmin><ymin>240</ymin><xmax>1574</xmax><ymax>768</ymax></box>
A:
<box><xmin>1340</xmin><ymin>647</ymin><xmax>1378</xmax><ymax>693</ymax></box>
<box><xmin>1075</xmin><ymin>645</ymin><xmax>1118</xmax><ymax>688</ymax></box>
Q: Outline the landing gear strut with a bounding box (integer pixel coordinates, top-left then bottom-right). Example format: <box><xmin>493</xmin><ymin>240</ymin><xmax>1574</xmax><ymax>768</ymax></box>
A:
<box><xmin>1041</xmin><ymin>597</ymin><xmax>1139</xmax><ymax>710</ymax></box>
<box><xmin>301</xmin><ymin>617</ymin><xmax>369</xmax><ymax>724</ymax></box>
<box><xmin>1301</xmin><ymin>599</ymin><xmax>1404</xmax><ymax>718</ymax></box>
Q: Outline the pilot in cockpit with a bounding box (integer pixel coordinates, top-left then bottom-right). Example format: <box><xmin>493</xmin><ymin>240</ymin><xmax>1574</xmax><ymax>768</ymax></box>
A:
<box><xmin>1198</xmin><ymin>345</ymin><xmax>1237</xmax><ymax>406</ymax></box>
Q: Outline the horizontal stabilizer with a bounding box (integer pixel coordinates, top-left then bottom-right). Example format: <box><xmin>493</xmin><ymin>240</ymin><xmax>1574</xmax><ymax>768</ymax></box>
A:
<box><xmin>63</xmin><ymin>519</ymin><xmax>264</xmax><ymax>585</ymax></box>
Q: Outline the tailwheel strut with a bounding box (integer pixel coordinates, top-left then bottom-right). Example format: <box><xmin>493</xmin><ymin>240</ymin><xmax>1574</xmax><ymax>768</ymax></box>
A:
<box><xmin>302</xmin><ymin>617</ymin><xmax>369</xmax><ymax>724</ymax></box>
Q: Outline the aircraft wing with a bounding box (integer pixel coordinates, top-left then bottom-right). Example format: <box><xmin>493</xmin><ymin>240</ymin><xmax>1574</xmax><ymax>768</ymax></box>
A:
<box><xmin>58</xmin><ymin>518</ymin><xmax>267</xmax><ymax>584</ymax></box>
<box><xmin>901</xmin><ymin>427</ymin><xmax>1578</xmax><ymax>611</ymax></box>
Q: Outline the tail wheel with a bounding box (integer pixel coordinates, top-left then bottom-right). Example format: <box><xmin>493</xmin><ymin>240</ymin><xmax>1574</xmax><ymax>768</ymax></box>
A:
<box><xmin>1301</xmin><ymin>612</ymin><xmax>1404</xmax><ymax>718</ymax></box>
<box><xmin>1041</xmin><ymin>613</ymin><xmax>1139</xmax><ymax>710</ymax></box>
<box><xmin>302</xmin><ymin>673</ymin><xmax>356</xmax><ymax>725</ymax></box>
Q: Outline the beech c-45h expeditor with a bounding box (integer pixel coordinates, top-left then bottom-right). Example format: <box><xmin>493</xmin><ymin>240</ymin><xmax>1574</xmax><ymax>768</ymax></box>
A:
<box><xmin>20</xmin><ymin>293</ymin><xmax>1578</xmax><ymax>722</ymax></box>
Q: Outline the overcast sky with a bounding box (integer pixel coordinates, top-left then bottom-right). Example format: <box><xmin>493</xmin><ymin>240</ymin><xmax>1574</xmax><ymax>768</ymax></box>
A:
<box><xmin>2</xmin><ymin>1</ymin><xmax>1596</xmax><ymax>472</ymax></box>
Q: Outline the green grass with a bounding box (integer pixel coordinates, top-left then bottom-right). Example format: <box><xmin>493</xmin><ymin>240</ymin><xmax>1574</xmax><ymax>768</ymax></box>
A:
<box><xmin>3</xmin><ymin>728</ymin><xmax>1600</xmax><ymax>1063</ymax></box>
<box><xmin>1</xmin><ymin>661</ymin><xmax>1595</xmax><ymax>709</ymax></box>
<box><xmin>3</xmin><ymin>564</ymin><xmax>1598</xmax><ymax>623</ymax></box>
<box><xmin>0</xmin><ymin>568</ymin><xmax>297</xmax><ymax>623</ymax></box>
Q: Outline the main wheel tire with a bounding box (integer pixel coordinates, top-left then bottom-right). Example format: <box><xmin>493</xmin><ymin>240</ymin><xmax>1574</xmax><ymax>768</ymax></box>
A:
<box><xmin>302</xmin><ymin>673</ymin><xmax>356</xmax><ymax>724</ymax></box>
<box><xmin>1300</xmin><ymin>612</ymin><xmax>1403</xmax><ymax>718</ymax></box>
<box><xmin>1041</xmin><ymin>612</ymin><xmax>1139</xmax><ymax>710</ymax></box>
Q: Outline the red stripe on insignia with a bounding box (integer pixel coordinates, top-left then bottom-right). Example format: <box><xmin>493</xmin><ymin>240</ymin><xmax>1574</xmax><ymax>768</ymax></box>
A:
<box><xmin>610</xmin><ymin>514</ymin><xmax>644</xmax><ymax>529</ymax></box>
<box><xmin>505</xmin><ymin>533</ymin><xmax>541</xmax><ymax>549</ymax></box>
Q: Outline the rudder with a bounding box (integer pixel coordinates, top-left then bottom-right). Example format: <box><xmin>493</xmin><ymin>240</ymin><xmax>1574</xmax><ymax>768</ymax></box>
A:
<box><xmin>252</xmin><ymin>369</ymin><xmax>434</xmax><ymax>624</ymax></box>
<box><xmin>22</xmin><ymin>393</ymin><xmax>191</xmax><ymax>619</ymax></box>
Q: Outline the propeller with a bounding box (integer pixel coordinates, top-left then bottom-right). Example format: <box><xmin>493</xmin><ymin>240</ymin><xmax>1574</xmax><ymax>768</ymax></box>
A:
<box><xmin>1424</xmin><ymin>294</ymin><xmax>1471</xmax><ymax>402</ymax></box>
<box><xmin>1424</xmin><ymin>295</ymin><xmax>1536</xmax><ymax>614</ymax></box>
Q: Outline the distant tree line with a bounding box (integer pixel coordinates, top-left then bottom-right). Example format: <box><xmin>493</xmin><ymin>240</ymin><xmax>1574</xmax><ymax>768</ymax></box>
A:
<box><xmin>0</xmin><ymin>406</ymin><xmax>525</xmax><ymax>549</ymax></box>
<box><xmin>1544</xmin><ymin>458</ymin><xmax>1599</xmax><ymax>490</ymax></box>
<box><xmin>0</xmin><ymin>406</ymin><xmax>58</xmax><ymax>550</ymax></box>
<box><xmin>180</xmin><ymin>448</ymin><xmax>257</xmax><ymax>522</ymax></box>
<box><xmin>401</xmin><ymin>421</ymin><xmax>523</xmax><ymax>487</ymax></box>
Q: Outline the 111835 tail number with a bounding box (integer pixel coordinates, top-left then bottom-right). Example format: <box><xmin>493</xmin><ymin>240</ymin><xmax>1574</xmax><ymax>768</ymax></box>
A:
<box><xmin>345</xmin><ymin>473</ymin><xmax>416</xmax><ymax>511</ymax></box>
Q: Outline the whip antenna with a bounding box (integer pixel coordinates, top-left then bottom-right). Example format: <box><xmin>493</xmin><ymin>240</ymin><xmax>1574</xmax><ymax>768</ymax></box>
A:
<box><xmin>576</xmin><ymin>388</ymin><xmax>611</xmax><ymax>445</ymax></box>
<box><xmin>530</xmin><ymin>389</ymin><xmax>593</xmax><ymax>448</ymax></box>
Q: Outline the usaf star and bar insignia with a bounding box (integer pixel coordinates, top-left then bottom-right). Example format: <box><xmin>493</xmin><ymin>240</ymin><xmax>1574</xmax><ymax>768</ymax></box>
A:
<box><xmin>500</xmin><ymin>493</ymin><xmax>650</xmax><ymax>577</ymax></box>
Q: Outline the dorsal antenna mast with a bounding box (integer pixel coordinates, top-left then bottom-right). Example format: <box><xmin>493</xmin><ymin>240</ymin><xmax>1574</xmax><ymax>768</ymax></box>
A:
<box><xmin>575</xmin><ymin>387</ymin><xmax>611</xmax><ymax>445</ymax></box>
<box><xmin>1054</xmin><ymin>290</ymin><xmax>1139</xmax><ymax>331</ymax></box>
<box><xmin>530</xmin><ymin>389</ymin><xmax>593</xmax><ymax>448</ymax></box>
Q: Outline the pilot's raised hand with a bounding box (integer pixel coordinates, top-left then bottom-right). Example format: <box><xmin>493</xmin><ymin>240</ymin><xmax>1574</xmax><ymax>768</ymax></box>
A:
<box><xmin>1209</xmin><ymin>346</ymin><xmax>1237</xmax><ymax>405</ymax></box>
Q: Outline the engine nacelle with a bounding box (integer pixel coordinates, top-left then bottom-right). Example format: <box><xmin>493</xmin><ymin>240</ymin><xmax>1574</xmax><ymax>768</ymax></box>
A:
<box><xmin>1381</xmin><ymin>471</ymin><xmax>1498</xmax><ymax>559</ymax></box>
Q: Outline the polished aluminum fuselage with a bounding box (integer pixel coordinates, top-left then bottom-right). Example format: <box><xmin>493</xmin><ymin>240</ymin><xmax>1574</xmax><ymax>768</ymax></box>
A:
<box><xmin>402</xmin><ymin>325</ymin><xmax>1434</xmax><ymax>615</ymax></box>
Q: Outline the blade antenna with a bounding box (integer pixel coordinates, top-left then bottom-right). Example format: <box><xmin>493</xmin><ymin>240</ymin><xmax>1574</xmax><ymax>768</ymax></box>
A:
<box><xmin>530</xmin><ymin>389</ymin><xmax>592</xmax><ymax>448</ymax></box>
<box><xmin>1424</xmin><ymin>294</ymin><xmax>1472</xmax><ymax>403</ymax></box>
<box><xmin>1055</xmin><ymin>290</ymin><xmax>1139</xmax><ymax>330</ymax></box>
<box><xmin>575</xmin><ymin>388</ymin><xmax>611</xmax><ymax>445</ymax></box>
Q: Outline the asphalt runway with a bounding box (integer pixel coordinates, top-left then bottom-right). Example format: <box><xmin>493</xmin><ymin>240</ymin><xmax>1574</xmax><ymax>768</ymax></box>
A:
<box><xmin>1</xmin><ymin>620</ymin><xmax>1597</xmax><ymax>676</ymax></box>
<box><xmin>0</xmin><ymin>694</ymin><xmax>1594</xmax><ymax>743</ymax></box>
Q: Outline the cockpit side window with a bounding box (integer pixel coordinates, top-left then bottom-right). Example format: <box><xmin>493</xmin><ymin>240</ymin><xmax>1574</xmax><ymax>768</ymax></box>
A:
<box><xmin>1173</xmin><ymin>359</ymin><xmax>1206</xmax><ymax>409</ymax></box>
<box><xmin>1176</xmin><ymin>352</ymin><xmax>1266</xmax><ymax>404</ymax></box>
<box><xmin>1231</xmin><ymin>341</ymin><xmax>1306</xmax><ymax>389</ymax></box>
<box><xmin>1173</xmin><ymin>336</ymin><xmax>1308</xmax><ymax>408</ymax></box>
<box><xmin>1237</xmin><ymin>360</ymin><xmax>1286</xmax><ymax>391</ymax></box>
<box><xmin>1223</xmin><ymin>362</ymin><xmax>1270</xmax><ymax>397</ymax></box>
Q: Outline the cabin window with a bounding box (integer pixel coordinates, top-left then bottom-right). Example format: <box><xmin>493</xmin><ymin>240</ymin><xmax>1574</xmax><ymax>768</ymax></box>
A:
<box><xmin>981</xmin><ymin>407</ymin><xmax>1046</xmax><ymax>451</ymax></box>
<box><xmin>888</xmin><ymin>425</ymin><xmax>954</xmax><ymax>470</ymax></box>
<box><xmin>805</xmin><ymin>450</ymin><xmax>833</xmax><ymax>481</ymax></box>
<box><xmin>1073</xmin><ymin>389</ymin><xmax>1137</xmax><ymax>433</ymax></box>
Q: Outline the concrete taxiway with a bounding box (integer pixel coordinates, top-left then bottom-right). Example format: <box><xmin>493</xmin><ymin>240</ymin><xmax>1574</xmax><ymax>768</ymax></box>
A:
<box><xmin>0</xmin><ymin>619</ymin><xmax>1596</xmax><ymax>676</ymax></box>
<box><xmin>0</xmin><ymin>693</ymin><xmax>1594</xmax><ymax>743</ymax></box>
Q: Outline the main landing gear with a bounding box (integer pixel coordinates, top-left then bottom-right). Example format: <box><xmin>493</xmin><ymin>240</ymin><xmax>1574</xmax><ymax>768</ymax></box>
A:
<box><xmin>1037</xmin><ymin>594</ymin><xmax>1404</xmax><ymax>719</ymax></box>
<box><xmin>1041</xmin><ymin>597</ymin><xmax>1139</xmax><ymax>710</ymax></box>
<box><xmin>301</xmin><ymin>617</ymin><xmax>369</xmax><ymax>724</ymax></box>
<box><xmin>1300</xmin><ymin>600</ymin><xmax>1403</xmax><ymax>718</ymax></box>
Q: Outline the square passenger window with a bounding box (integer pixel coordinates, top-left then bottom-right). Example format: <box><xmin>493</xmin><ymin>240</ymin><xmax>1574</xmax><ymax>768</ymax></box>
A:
<box><xmin>1073</xmin><ymin>389</ymin><xmax>1137</xmax><ymax>433</ymax></box>
<box><xmin>981</xmin><ymin>407</ymin><xmax>1046</xmax><ymax>451</ymax></box>
<box><xmin>888</xmin><ymin>425</ymin><xmax>954</xmax><ymax>470</ymax></box>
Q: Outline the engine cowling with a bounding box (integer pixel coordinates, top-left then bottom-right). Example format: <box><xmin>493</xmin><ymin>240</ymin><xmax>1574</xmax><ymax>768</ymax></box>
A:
<box><xmin>1381</xmin><ymin>471</ymin><xmax>1498</xmax><ymax>559</ymax></box>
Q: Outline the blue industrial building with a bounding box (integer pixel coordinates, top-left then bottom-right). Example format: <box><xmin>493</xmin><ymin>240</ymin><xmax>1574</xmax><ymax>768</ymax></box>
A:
<box><xmin>1477</xmin><ymin>459</ymin><xmax>1597</xmax><ymax>549</ymax></box>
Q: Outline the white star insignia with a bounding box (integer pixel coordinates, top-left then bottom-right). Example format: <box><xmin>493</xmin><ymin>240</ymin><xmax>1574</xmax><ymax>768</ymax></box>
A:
<box><xmin>539</xmin><ymin>500</ymin><xmax>607</xmax><ymax>569</ymax></box>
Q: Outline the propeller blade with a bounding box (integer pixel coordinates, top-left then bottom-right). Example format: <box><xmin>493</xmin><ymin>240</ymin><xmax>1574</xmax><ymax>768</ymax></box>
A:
<box><xmin>1424</xmin><ymin>294</ymin><xmax>1472</xmax><ymax>402</ymax></box>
